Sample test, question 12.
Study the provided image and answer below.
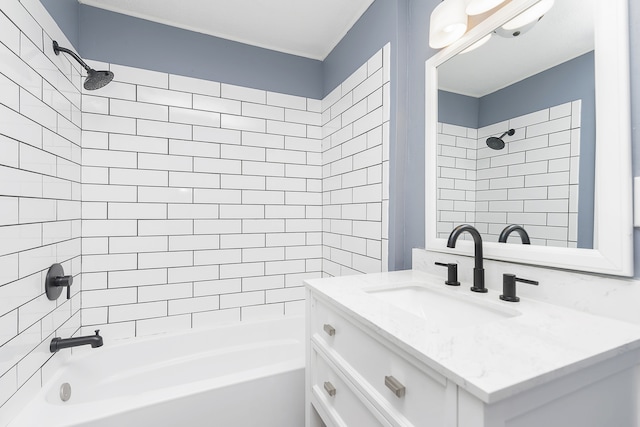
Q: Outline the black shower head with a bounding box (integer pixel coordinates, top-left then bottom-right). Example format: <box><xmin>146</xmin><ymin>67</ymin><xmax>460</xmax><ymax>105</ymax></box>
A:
<box><xmin>84</xmin><ymin>69</ymin><xmax>114</xmax><ymax>90</ymax></box>
<box><xmin>486</xmin><ymin>129</ymin><xmax>515</xmax><ymax>150</ymax></box>
<box><xmin>53</xmin><ymin>41</ymin><xmax>114</xmax><ymax>91</ymax></box>
<box><xmin>486</xmin><ymin>136</ymin><xmax>506</xmax><ymax>150</ymax></box>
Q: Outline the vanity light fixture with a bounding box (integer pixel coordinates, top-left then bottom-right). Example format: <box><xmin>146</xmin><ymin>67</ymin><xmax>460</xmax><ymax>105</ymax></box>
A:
<box><xmin>502</xmin><ymin>0</ymin><xmax>554</xmax><ymax>30</ymax></box>
<box><xmin>429</xmin><ymin>0</ymin><xmax>468</xmax><ymax>49</ymax></box>
<box><xmin>465</xmin><ymin>0</ymin><xmax>508</xmax><ymax>15</ymax></box>
<box><xmin>494</xmin><ymin>18</ymin><xmax>539</xmax><ymax>38</ymax></box>
<box><xmin>429</xmin><ymin>0</ymin><xmax>555</xmax><ymax>49</ymax></box>
<box><xmin>494</xmin><ymin>0</ymin><xmax>554</xmax><ymax>38</ymax></box>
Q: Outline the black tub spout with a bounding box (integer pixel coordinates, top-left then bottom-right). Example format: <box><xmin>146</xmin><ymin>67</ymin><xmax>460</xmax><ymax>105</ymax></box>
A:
<box><xmin>50</xmin><ymin>330</ymin><xmax>103</xmax><ymax>353</ymax></box>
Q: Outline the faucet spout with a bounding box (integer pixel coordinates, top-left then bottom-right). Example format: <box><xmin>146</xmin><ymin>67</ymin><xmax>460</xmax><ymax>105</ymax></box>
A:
<box><xmin>447</xmin><ymin>224</ymin><xmax>486</xmax><ymax>293</ymax></box>
<box><xmin>50</xmin><ymin>330</ymin><xmax>103</xmax><ymax>353</ymax></box>
<box><xmin>498</xmin><ymin>224</ymin><xmax>531</xmax><ymax>244</ymax></box>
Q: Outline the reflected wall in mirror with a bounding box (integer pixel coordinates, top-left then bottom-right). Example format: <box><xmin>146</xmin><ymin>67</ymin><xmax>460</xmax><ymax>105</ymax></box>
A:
<box><xmin>425</xmin><ymin>0</ymin><xmax>633</xmax><ymax>276</ymax></box>
<box><xmin>435</xmin><ymin>0</ymin><xmax>594</xmax><ymax>248</ymax></box>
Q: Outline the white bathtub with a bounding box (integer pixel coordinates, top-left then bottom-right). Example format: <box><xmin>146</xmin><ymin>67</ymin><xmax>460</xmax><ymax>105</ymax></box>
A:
<box><xmin>9</xmin><ymin>316</ymin><xmax>305</xmax><ymax>427</ymax></box>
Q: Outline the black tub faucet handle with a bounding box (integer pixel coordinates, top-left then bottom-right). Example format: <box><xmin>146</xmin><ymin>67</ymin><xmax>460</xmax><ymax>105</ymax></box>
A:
<box><xmin>45</xmin><ymin>264</ymin><xmax>73</xmax><ymax>301</ymax></box>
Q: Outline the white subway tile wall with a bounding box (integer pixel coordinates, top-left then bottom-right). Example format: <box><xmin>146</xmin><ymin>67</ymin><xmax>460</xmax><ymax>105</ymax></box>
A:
<box><xmin>0</xmin><ymin>5</ymin><xmax>392</xmax><ymax>423</ymax></box>
<box><xmin>321</xmin><ymin>44</ymin><xmax>390</xmax><ymax>277</ymax></box>
<box><xmin>437</xmin><ymin>100</ymin><xmax>581</xmax><ymax>247</ymax></box>
<box><xmin>80</xmin><ymin>63</ymin><xmax>323</xmax><ymax>340</ymax></box>
<box><xmin>0</xmin><ymin>1</ymin><xmax>82</xmax><ymax>422</ymax></box>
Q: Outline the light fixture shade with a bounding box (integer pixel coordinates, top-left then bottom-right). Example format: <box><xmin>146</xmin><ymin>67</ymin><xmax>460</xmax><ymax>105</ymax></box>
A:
<box><xmin>464</xmin><ymin>0</ymin><xmax>508</xmax><ymax>16</ymax></box>
<box><xmin>502</xmin><ymin>0</ymin><xmax>555</xmax><ymax>30</ymax></box>
<box><xmin>494</xmin><ymin>18</ymin><xmax>538</xmax><ymax>38</ymax></box>
<box><xmin>429</xmin><ymin>0</ymin><xmax>468</xmax><ymax>49</ymax></box>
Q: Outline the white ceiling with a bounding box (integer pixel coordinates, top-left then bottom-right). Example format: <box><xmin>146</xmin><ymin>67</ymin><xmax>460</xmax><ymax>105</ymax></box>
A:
<box><xmin>438</xmin><ymin>0</ymin><xmax>595</xmax><ymax>97</ymax></box>
<box><xmin>78</xmin><ymin>0</ymin><xmax>375</xmax><ymax>60</ymax></box>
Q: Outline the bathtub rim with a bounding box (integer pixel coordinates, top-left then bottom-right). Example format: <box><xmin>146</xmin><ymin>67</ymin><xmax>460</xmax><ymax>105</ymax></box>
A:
<box><xmin>81</xmin><ymin>313</ymin><xmax>305</xmax><ymax>353</ymax></box>
<box><xmin>8</xmin><ymin>315</ymin><xmax>305</xmax><ymax>427</ymax></box>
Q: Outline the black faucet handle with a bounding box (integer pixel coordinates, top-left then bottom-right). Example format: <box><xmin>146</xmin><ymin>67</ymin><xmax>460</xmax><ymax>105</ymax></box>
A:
<box><xmin>500</xmin><ymin>274</ymin><xmax>538</xmax><ymax>302</ymax></box>
<box><xmin>54</xmin><ymin>275</ymin><xmax>73</xmax><ymax>287</ymax></box>
<box><xmin>54</xmin><ymin>275</ymin><xmax>73</xmax><ymax>299</ymax></box>
<box><xmin>94</xmin><ymin>329</ymin><xmax>101</xmax><ymax>336</ymax></box>
<box><xmin>515</xmin><ymin>277</ymin><xmax>538</xmax><ymax>286</ymax></box>
<box><xmin>435</xmin><ymin>262</ymin><xmax>460</xmax><ymax>286</ymax></box>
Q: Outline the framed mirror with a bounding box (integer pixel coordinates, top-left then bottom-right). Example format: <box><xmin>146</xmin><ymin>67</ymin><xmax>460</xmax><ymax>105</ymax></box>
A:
<box><xmin>425</xmin><ymin>0</ymin><xmax>633</xmax><ymax>276</ymax></box>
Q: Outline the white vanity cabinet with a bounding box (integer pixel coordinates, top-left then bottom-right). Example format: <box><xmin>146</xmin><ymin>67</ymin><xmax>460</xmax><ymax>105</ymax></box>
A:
<box><xmin>305</xmin><ymin>271</ymin><xmax>640</xmax><ymax>427</ymax></box>
<box><xmin>307</xmin><ymin>294</ymin><xmax>456</xmax><ymax>427</ymax></box>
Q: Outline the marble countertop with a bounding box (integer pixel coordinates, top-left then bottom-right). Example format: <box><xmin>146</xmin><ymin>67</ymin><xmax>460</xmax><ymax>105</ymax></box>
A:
<box><xmin>305</xmin><ymin>269</ymin><xmax>640</xmax><ymax>404</ymax></box>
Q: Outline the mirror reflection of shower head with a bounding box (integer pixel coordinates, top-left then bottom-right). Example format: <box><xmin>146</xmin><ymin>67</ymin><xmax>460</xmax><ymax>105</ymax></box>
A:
<box><xmin>53</xmin><ymin>41</ymin><xmax>114</xmax><ymax>90</ymax></box>
<box><xmin>486</xmin><ymin>129</ymin><xmax>515</xmax><ymax>150</ymax></box>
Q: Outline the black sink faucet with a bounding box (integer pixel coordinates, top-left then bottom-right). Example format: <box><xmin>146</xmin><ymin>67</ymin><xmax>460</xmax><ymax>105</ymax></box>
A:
<box><xmin>447</xmin><ymin>224</ymin><xmax>486</xmax><ymax>293</ymax></box>
<box><xmin>498</xmin><ymin>224</ymin><xmax>531</xmax><ymax>244</ymax></box>
<box><xmin>50</xmin><ymin>330</ymin><xmax>103</xmax><ymax>353</ymax></box>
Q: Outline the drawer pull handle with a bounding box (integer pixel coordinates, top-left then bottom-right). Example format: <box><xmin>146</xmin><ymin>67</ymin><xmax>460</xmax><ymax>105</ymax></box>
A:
<box><xmin>324</xmin><ymin>381</ymin><xmax>336</xmax><ymax>397</ymax></box>
<box><xmin>385</xmin><ymin>376</ymin><xmax>406</xmax><ymax>398</ymax></box>
<box><xmin>323</xmin><ymin>324</ymin><xmax>336</xmax><ymax>336</ymax></box>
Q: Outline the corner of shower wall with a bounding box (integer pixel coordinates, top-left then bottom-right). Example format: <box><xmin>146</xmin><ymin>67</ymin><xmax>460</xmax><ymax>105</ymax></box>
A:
<box><xmin>320</xmin><ymin>43</ymin><xmax>391</xmax><ymax>278</ymax></box>
<box><xmin>0</xmin><ymin>0</ymin><xmax>83</xmax><ymax>424</ymax></box>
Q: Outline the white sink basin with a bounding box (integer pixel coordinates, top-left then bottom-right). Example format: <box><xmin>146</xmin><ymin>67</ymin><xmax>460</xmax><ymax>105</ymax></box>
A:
<box><xmin>367</xmin><ymin>283</ymin><xmax>519</xmax><ymax>329</ymax></box>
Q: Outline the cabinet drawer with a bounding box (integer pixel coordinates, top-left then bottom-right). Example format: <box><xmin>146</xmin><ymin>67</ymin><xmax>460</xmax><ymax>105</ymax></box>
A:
<box><xmin>310</xmin><ymin>346</ymin><xmax>388</xmax><ymax>427</ymax></box>
<box><xmin>312</xmin><ymin>297</ymin><xmax>448</xmax><ymax>426</ymax></box>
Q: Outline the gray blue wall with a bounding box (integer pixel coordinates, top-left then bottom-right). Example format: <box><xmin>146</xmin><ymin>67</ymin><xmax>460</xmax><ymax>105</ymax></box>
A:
<box><xmin>41</xmin><ymin>2</ymin><xmax>323</xmax><ymax>99</ymax></box>
<box><xmin>403</xmin><ymin>0</ymin><xmax>439</xmax><ymax>270</ymax></box>
<box><xmin>438</xmin><ymin>91</ymin><xmax>479</xmax><ymax>129</ymax></box>
<box><xmin>39</xmin><ymin>0</ymin><xmax>640</xmax><ymax>277</ymax></box>
<box><xmin>477</xmin><ymin>52</ymin><xmax>594</xmax><ymax>128</ymax></box>
<box><xmin>322</xmin><ymin>0</ymin><xmax>400</xmax><ymax>96</ymax></box>
<box><xmin>438</xmin><ymin>52</ymin><xmax>595</xmax><ymax>130</ymax></box>
<box><xmin>323</xmin><ymin>0</ymin><xmax>408</xmax><ymax>270</ymax></box>
<box><xmin>40</xmin><ymin>0</ymin><xmax>79</xmax><ymax>48</ymax></box>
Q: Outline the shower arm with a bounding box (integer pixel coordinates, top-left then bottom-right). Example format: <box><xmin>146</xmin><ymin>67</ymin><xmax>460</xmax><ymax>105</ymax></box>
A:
<box><xmin>53</xmin><ymin>41</ymin><xmax>92</xmax><ymax>73</ymax></box>
<box><xmin>501</xmin><ymin>129</ymin><xmax>516</xmax><ymax>139</ymax></box>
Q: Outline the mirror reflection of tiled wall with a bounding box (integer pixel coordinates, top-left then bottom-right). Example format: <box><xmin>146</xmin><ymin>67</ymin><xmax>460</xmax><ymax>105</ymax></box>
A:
<box><xmin>437</xmin><ymin>100</ymin><xmax>581</xmax><ymax>247</ymax></box>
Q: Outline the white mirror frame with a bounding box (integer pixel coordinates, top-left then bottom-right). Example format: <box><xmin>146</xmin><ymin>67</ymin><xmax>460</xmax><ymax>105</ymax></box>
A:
<box><xmin>425</xmin><ymin>0</ymin><xmax>633</xmax><ymax>276</ymax></box>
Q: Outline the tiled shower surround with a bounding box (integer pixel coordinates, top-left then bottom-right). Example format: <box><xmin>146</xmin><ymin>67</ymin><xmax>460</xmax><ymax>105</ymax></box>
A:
<box><xmin>437</xmin><ymin>100</ymin><xmax>581</xmax><ymax>247</ymax></box>
<box><xmin>79</xmin><ymin>64</ymin><xmax>324</xmax><ymax>338</ymax></box>
<box><xmin>0</xmin><ymin>1</ymin><xmax>390</xmax><ymax>420</ymax></box>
